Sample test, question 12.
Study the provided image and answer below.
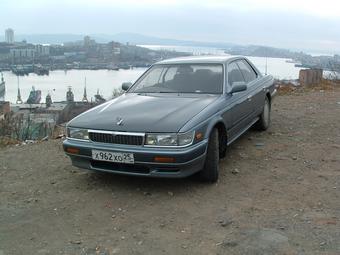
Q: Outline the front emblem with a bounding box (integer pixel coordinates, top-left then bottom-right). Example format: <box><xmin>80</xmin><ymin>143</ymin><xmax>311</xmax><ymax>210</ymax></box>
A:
<box><xmin>116</xmin><ymin>117</ymin><xmax>124</xmax><ymax>126</ymax></box>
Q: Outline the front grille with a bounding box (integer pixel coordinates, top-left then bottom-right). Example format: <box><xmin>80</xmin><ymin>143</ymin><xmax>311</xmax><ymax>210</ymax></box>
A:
<box><xmin>89</xmin><ymin>132</ymin><xmax>144</xmax><ymax>146</ymax></box>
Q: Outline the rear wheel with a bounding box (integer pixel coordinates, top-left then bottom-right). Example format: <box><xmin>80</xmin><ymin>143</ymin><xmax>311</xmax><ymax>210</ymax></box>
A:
<box><xmin>199</xmin><ymin>128</ymin><xmax>219</xmax><ymax>183</ymax></box>
<box><xmin>255</xmin><ymin>97</ymin><xmax>271</xmax><ymax>131</ymax></box>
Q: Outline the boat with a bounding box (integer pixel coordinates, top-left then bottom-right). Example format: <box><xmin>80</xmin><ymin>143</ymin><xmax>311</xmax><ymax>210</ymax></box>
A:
<box><xmin>0</xmin><ymin>73</ymin><xmax>5</xmax><ymax>101</ymax></box>
<box><xmin>26</xmin><ymin>86</ymin><xmax>42</xmax><ymax>104</ymax></box>
<box><xmin>34</xmin><ymin>64</ymin><xmax>49</xmax><ymax>76</ymax></box>
<box><xmin>66</xmin><ymin>86</ymin><xmax>74</xmax><ymax>102</ymax></box>
<box><xmin>11</xmin><ymin>65</ymin><xmax>30</xmax><ymax>76</ymax></box>
<box><xmin>285</xmin><ymin>59</ymin><xmax>300</xmax><ymax>64</ymax></box>
<box><xmin>94</xmin><ymin>89</ymin><xmax>106</xmax><ymax>103</ymax></box>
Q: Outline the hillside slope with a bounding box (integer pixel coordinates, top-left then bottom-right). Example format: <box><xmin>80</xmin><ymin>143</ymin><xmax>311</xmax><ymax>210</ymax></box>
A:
<box><xmin>1</xmin><ymin>87</ymin><xmax>340</xmax><ymax>254</ymax></box>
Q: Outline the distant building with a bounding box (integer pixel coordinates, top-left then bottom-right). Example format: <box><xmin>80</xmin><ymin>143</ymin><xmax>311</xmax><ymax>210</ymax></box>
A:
<box><xmin>84</xmin><ymin>36</ymin><xmax>91</xmax><ymax>47</ymax></box>
<box><xmin>113</xmin><ymin>47</ymin><xmax>121</xmax><ymax>55</ymax></box>
<box><xmin>10</xmin><ymin>48</ymin><xmax>35</xmax><ymax>59</ymax></box>
<box><xmin>5</xmin><ymin>28</ymin><xmax>14</xmax><ymax>44</ymax></box>
<box><xmin>35</xmin><ymin>44</ymin><xmax>50</xmax><ymax>56</ymax></box>
<box><xmin>299</xmin><ymin>69</ymin><xmax>323</xmax><ymax>86</ymax></box>
<box><xmin>83</xmin><ymin>36</ymin><xmax>95</xmax><ymax>48</ymax></box>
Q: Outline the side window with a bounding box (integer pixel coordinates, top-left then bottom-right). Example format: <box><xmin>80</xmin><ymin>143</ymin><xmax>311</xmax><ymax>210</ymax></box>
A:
<box><xmin>237</xmin><ymin>60</ymin><xmax>257</xmax><ymax>83</ymax></box>
<box><xmin>137</xmin><ymin>66</ymin><xmax>163</xmax><ymax>88</ymax></box>
<box><xmin>163</xmin><ymin>66</ymin><xmax>177</xmax><ymax>82</ymax></box>
<box><xmin>228</xmin><ymin>62</ymin><xmax>245</xmax><ymax>86</ymax></box>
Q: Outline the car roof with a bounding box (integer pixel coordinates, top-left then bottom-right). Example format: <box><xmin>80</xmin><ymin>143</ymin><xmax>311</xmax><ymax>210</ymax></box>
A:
<box><xmin>156</xmin><ymin>55</ymin><xmax>245</xmax><ymax>65</ymax></box>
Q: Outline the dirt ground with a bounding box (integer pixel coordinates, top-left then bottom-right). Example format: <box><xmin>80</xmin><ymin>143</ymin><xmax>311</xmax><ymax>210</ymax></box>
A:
<box><xmin>1</xmin><ymin>87</ymin><xmax>340</xmax><ymax>255</ymax></box>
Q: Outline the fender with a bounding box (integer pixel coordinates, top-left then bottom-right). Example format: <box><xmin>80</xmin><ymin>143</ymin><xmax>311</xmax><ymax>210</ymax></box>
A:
<box><xmin>204</xmin><ymin>116</ymin><xmax>227</xmax><ymax>140</ymax></box>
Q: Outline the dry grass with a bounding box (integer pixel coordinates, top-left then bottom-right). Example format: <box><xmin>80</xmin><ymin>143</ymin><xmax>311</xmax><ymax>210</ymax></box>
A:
<box><xmin>0</xmin><ymin>136</ymin><xmax>20</xmax><ymax>147</ymax></box>
<box><xmin>277</xmin><ymin>79</ymin><xmax>340</xmax><ymax>95</ymax></box>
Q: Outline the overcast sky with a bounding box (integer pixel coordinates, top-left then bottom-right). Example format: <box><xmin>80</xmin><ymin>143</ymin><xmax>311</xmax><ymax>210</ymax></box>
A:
<box><xmin>1</xmin><ymin>0</ymin><xmax>340</xmax><ymax>54</ymax></box>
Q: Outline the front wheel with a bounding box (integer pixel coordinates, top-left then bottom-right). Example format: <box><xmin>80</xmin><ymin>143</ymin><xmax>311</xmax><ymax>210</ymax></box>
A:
<box><xmin>255</xmin><ymin>97</ymin><xmax>271</xmax><ymax>131</ymax></box>
<box><xmin>199</xmin><ymin>128</ymin><xmax>219</xmax><ymax>183</ymax></box>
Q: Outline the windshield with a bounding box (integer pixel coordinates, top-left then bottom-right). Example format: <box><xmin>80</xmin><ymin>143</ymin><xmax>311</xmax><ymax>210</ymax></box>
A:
<box><xmin>129</xmin><ymin>64</ymin><xmax>224</xmax><ymax>94</ymax></box>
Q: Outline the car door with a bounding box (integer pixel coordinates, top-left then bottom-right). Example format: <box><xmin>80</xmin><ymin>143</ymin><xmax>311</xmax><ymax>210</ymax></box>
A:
<box><xmin>223</xmin><ymin>61</ymin><xmax>253</xmax><ymax>142</ymax></box>
<box><xmin>237</xmin><ymin>59</ymin><xmax>264</xmax><ymax>118</ymax></box>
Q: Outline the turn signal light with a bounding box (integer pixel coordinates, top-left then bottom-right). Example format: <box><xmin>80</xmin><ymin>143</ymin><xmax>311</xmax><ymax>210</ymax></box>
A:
<box><xmin>154</xmin><ymin>156</ymin><xmax>175</xmax><ymax>163</ymax></box>
<box><xmin>195</xmin><ymin>132</ymin><xmax>203</xmax><ymax>140</ymax></box>
<box><xmin>66</xmin><ymin>147</ymin><xmax>80</xmax><ymax>154</ymax></box>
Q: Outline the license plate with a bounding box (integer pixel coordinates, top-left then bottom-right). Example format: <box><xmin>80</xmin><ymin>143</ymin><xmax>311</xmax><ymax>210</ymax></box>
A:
<box><xmin>92</xmin><ymin>150</ymin><xmax>134</xmax><ymax>164</ymax></box>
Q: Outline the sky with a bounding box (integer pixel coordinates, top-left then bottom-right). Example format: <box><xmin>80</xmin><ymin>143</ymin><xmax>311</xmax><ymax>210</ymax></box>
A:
<box><xmin>1</xmin><ymin>0</ymin><xmax>340</xmax><ymax>54</ymax></box>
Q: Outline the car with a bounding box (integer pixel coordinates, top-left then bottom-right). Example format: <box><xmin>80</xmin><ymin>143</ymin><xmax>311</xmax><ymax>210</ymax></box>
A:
<box><xmin>63</xmin><ymin>56</ymin><xmax>276</xmax><ymax>182</ymax></box>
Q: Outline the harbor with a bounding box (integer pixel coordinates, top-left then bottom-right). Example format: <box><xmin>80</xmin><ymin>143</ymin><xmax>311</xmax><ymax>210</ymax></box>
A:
<box><xmin>0</xmin><ymin>81</ymin><xmax>108</xmax><ymax>140</ymax></box>
<box><xmin>1</xmin><ymin>68</ymin><xmax>146</xmax><ymax>103</ymax></box>
<box><xmin>1</xmin><ymin>54</ymin><xmax>308</xmax><ymax>104</ymax></box>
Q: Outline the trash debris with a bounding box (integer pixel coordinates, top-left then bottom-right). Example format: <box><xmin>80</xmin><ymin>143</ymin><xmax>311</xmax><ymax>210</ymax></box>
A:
<box><xmin>70</xmin><ymin>240</ymin><xmax>82</xmax><ymax>245</ymax></box>
<box><xmin>218</xmin><ymin>218</ymin><xmax>233</xmax><ymax>227</ymax></box>
<box><xmin>222</xmin><ymin>241</ymin><xmax>238</xmax><ymax>247</ymax></box>
<box><xmin>24</xmin><ymin>140</ymin><xmax>36</xmax><ymax>144</ymax></box>
<box><xmin>55</xmin><ymin>134</ymin><xmax>65</xmax><ymax>139</ymax></box>
<box><xmin>25</xmin><ymin>197</ymin><xmax>38</xmax><ymax>203</ymax></box>
<box><xmin>255</xmin><ymin>142</ymin><xmax>265</xmax><ymax>147</ymax></box>
<box><xmin>41</xmin><ymin>136</ymin><xmax>49</xmax><ymax>141</ymax></box>
<box><xmin>231</xmin><ymin>168</ymin><xmax>239</xmax><ymax>174</ymax></box>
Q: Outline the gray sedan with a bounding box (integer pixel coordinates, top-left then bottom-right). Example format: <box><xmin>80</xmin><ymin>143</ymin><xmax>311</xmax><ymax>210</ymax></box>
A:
<box><xmin>63</xmin><ymin>56</ymin><xmax>276</xmax><ymax>182</ymax></box>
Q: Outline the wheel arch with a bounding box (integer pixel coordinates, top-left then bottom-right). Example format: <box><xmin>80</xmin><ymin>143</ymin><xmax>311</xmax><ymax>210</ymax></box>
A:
<box><xmin>266</xmin><ymin>92</ymin><xmax>272</xmax><ymax>103</ymax></box>
<box><xmin>205</xmin><ymin>118</ymin><xmax>228</xmax><ymax>158</ymax></box>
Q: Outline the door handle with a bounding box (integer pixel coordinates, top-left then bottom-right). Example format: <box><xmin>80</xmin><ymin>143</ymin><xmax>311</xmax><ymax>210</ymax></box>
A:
<box><xmin>247</xmin><ymin>95</ymin><xmax>252</xmax><ymax>101</ymax></box>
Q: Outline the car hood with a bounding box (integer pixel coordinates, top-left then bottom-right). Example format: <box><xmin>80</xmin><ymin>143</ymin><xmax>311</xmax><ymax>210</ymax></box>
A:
<box><xmin>69</xmin><ymin>93</ymin><xmax>219</xmax><ymax>133</ymax></box>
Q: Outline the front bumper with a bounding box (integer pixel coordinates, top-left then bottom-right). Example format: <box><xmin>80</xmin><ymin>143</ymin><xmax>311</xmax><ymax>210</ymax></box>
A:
<box><xmin>63</xmin><ymin>139</ymin><xmax>208</xmax><ymax>178</ymax></box>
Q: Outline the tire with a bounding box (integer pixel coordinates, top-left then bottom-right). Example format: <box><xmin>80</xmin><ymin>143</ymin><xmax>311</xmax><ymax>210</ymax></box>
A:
<box><xmin>199</xmin><ymin>128</ymin><xmax>219</xmax><ymax>183</ymax></box>
<box><xmin>219</xmin><ymin>131</ymin><xmax>227</xmax><ymax>159</ymax></box>
<box><xmin>255</xmin><ymin>97</ymin><xmax>271</xmax><ymax>131</ymax></box>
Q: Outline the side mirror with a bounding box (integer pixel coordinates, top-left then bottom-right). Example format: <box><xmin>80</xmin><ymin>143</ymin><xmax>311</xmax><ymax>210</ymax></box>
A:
<box><xmin>122</xmin><ymin>82</ymin><xmax>132</xmax><ymax>91</ymax></box>
<box><xmin>230</xmin><ymin>82</ymin><xmax>247</xmax><ymax>94</ymax></box>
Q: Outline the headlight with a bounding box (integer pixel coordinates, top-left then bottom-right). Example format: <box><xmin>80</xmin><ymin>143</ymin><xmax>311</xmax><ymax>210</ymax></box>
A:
<box><xmin>145</xmin><ymin>131</ymin><xmax>194</xmax><ymax>147</ymax></box>
<box><xmin>67</xmin><ymin>127</ymin><xmax>89</xmax><ymax>140</ymax></box>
